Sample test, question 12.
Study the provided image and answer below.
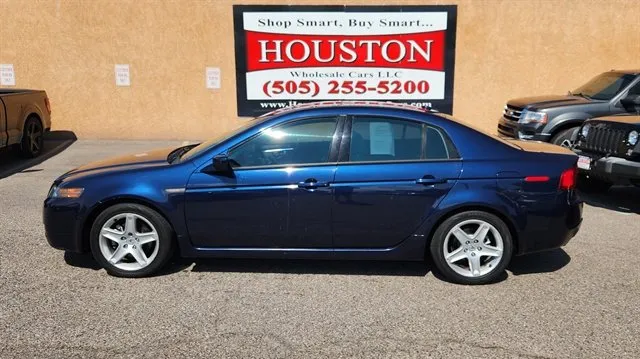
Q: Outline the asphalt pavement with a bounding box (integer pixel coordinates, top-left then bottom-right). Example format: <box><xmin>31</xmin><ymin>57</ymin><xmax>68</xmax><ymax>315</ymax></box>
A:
<box><xmin>1</xmin><ymin>139</ymin><xmax>639</xmax><ymax>358</ymax></box>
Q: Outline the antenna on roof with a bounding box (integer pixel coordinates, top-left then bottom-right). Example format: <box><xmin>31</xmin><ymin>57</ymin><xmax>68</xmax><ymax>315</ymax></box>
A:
<box><xmin>422</xmin><ymin>103</ymin><xmax>439</xmax><ymax>113</ymax></box>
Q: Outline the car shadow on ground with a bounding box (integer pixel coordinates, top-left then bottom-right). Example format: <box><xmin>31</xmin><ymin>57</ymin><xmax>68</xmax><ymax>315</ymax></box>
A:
<box><xmin>64</xmin><ymin>248</ymin><xmax>570</xmax><ymax>283</ymax></box>
<box><xmin>0</xmin><ymin>130</ymin><xmax>77</xmax><ymax>179</ymax></box>
<box><xmin>508</xmin><ymin>248</ymin><xmax>571</xmax><ymax>276</ymax></box>
<box><xmin>63</xmin><ymin>252</ymin><xmax>432</xmax><ymax>277</ymax></box>
<box><xmin>579</xmin><ymin>186</ymin><xmax>640</xmax><ymax>214</ymax></box>
<box><xmin>189</xmin><ymin>258</ymin><xmax>431</xmax><ymax>277</ymax></box>
<box><xmin>63</xmin><ymin>251</ymin><xmax>102</xmax><ymax>270</ymax></box>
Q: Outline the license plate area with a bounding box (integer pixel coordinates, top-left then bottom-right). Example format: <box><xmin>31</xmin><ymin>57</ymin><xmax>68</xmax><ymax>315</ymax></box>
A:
<box><xmin>577</xmin><ymin>155</ymin><xmax>591</xmax><ymax>170</ymax></box>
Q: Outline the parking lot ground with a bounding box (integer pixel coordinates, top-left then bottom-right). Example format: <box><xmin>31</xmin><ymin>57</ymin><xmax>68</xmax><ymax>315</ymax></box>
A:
<box><xmin>1</xmin><ymin>140</ymin><xmax>639</xmax><ymax>359</ymax></box>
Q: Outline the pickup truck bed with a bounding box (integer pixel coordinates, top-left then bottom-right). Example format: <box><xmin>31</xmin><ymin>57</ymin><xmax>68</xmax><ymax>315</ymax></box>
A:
<box><xmin>0</xmin><ymin>89</ymin><xmax>51</xmax><ymax>157</ymax></box>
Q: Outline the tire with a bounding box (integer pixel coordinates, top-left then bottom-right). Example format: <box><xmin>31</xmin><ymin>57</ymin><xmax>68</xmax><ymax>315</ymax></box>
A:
<box><xmin>18</xmin><ymin>116</ymin><xmax>44</xmax><ymax>158</ymax></box>
<box><xmin>429</xmin><ymin>211</ymin><xmax>513</xmax><ymax>285</ymax></box>
<box><xmin>90</xmin><ymin>203</ymin><xmax>174</xmax><ymax>278</ymax></box>
<box><xmin>551</xmin><ymin>127</ymin><xmax>580</xmax><ymax>149</ymax></box>
<box><xmin>578</xmin><ymin>175</ymin><xmax>612</xmax><ymax>193</ymax></box>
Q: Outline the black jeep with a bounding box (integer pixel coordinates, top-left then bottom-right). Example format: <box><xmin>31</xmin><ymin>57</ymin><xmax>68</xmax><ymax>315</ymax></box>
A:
<box><xmin>498</xmin><ymin>69</ymin><xmax>640</xmax><ymax>147</ymax></box>
<box><xmin>573</xmin><ymin>94</ymin><xmax>640</xmax><ymax>192</ymax></box>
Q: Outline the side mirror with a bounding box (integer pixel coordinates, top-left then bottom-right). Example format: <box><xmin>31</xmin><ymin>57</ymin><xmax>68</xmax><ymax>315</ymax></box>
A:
<box><xmin>212</xmin><ymin>154</ymin><xmax>232</xmax><ymax>173</ymax></box>
<box><xmin>620</xmin><ymin>94</ymin><xmax>640</xmax><ymax>113</ymax></box>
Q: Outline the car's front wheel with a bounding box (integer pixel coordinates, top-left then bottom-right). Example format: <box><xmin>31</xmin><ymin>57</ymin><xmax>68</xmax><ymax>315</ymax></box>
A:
<box><xmin>90</xmin><ymin>203</ymin><xmax>174</xmax><ymax>278</ymax></box>
<box><xmin>429</xmin><ymin>211</ymin><xmax>513</xmax><ymax>285</ymax></box>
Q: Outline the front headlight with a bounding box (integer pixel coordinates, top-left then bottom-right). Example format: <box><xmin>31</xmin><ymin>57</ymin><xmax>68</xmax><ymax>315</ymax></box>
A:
<box><xmin>47</xmin><ymin>184</ymin><xmax>58</xmax><ymax>198</ymax></box>
<box><xmin>49</xmin><ymin>186</ymin><xmax>84</xmax><ymax>198</ymax></box>
<box><xmin>518</xmin><ymin>109</ymin><xmax>548</xmax><ymax>125</ymax></box>
<box><xmin>628</xmin><ymin>131</ymin><xmax>639</xmax><ymax>146</ymax></box>
<box><xmin>581</xmin><ymin>124</ymin><xmax>591</xmax><ymax>138</ymax></box>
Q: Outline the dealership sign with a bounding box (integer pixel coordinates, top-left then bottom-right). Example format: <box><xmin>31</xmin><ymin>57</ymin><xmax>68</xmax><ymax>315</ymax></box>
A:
<box><xmin>233</xmin><ymin>5</ymin><xmax>457</xmax><ymax>116</ymax></box>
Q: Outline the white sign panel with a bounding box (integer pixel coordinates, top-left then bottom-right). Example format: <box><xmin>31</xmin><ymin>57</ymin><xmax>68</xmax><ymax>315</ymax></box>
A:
<box><xmin>0</xmin><ymin>64</ymin><xmax>16</xmax><ymax>86</ymax></box>
<box><xmin>233</xmin><ymin>5</ymin><xmax>457</xmax><ymax>116</ymax></box>
<box><xmin>114</xmin><ymin>64</ymin><xmax>131</xmax><ymax>87</ymax></box>
<box><xmin>206</xmin><ymin>67</ymin><xmax>221</xmax><ymax>89</ymax></box>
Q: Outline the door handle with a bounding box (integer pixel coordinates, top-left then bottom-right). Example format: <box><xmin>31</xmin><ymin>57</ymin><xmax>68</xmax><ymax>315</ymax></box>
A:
<box><xmin>415</xmin><ymin>175</ymin><xmax>447</xmax><ymax>185</ymax></box>
<box><xmin>298</xmin><ymin>178</ymin><xmax>329</xmax><ymax>189</ymax></box>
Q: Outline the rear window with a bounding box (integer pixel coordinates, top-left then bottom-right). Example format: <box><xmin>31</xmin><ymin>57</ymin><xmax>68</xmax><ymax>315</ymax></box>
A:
<box><xmin>435</xmin><ymin>113</ymin><xmax>521</xmax><ymax>150</ymax></box>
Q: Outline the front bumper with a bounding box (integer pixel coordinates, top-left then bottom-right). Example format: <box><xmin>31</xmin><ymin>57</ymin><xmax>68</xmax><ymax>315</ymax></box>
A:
<box><xmin>575</xmin><ymin>151</ymin><xmax>640</xmax><ymax>182</ymax></box>
<box><xmin>497</xmin><ymin>117</ymin><xmax>551</xmax><ymax>142</ymax></box>
<box><xmin>43</xmin><ymin>198</ymin><xmax>85</xmax><ymax>252</ymax></box>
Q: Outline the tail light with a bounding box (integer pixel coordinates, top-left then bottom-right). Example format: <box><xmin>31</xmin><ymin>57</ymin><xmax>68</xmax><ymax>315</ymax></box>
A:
<box><xmin>559</xmin><ymin>167</ymin><xmax>577</xmax><ymax>190</ymax></box>
<box><xmin>524</xmin><ymin>176</ymin><xmax>550</xmax><ymax>183</ymax></box>
<box><xmin>45</xmin><ymin>97</ymin><xmax>51</xmax><ymax>114</ymax></box>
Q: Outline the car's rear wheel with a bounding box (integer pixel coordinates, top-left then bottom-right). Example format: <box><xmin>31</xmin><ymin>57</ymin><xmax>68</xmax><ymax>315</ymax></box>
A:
<box><xmin>578</xmin><ymin>175</ymin><xmax>612</xmax><ymax>193</ymax></box>
<box><xmin>430</xmin><ymin>211</ymin><xmax>513</xmax><ymax>285</ymax></box>
<box><xmin>551</xmin><ymin>127</ymin><xmax>580</xmax><ymax>149</ymax></box>
<box><xmin>18</xmin><ymin>116</ymin><xmax>44</xmax><ymax>158</ymax></box>
<box><xmin>90</xmin><ymin>203</ymin><xmax>174</xmax><ymax>278</ymax></box>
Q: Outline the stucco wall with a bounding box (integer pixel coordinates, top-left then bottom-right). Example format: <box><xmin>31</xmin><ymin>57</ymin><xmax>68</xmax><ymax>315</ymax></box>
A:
<box><xmin>1</xmin><ymin>0</ymin><xmax>638</xmax><ymax>140</ymax></box>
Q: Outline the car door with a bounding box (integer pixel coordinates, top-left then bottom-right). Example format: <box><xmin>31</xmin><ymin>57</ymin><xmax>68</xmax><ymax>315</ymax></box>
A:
<box><xmin>0</xmin><ymin>94</ymin><xmax>23</xmax><ymax>145</ymax></box>
<box><xmin>332</xmin><ymin>115</ymin><xmax>462</xmax><ymax>248</ymax></box>
<box><xmin>185</xmin><ymin>116</ymin><xmax>342</xmax><ymax>249</ymax></box>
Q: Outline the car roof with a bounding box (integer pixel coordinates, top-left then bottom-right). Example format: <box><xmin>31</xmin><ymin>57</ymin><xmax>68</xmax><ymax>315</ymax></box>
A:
<box><xmin>609</xmin><ymin>69</ymin><xmax>640</xmax><ymax>75</ymax></box>
<box><xmin>255</xmin><ymin>101</ymin><xmax>523</xmax><ymax>151</ymax></box>
<box><xmin>257</xmin><ymin>101</ymin><xmax>435</xmax><ymax>118</ymax></box>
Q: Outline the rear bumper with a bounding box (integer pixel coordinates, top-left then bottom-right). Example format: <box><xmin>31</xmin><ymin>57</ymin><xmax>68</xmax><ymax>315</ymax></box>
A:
<box><xmin>497</xmin><ymin>117</ymin><xmax>551</xmax><ymax>142</ymax></box>
<box><xmin>43</xmin><ymin>198</ymin><xmax>85</xmax><ymax>252</ymax></box>
<box><xmin>517</xmin><ymin>194</ymin><xmax>583</xmax><ymax>255</ymax></box>
<box><xmin>575</xmin><ymin>151</ymin><xmax>640</xmax><ymax>181</ymax></box>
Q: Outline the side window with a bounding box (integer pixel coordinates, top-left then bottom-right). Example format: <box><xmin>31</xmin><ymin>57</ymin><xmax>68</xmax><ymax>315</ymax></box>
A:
<box><xmin>627</xmin><ymin>81</ymin><xmax>640</xmax><ymax>96</ymax></box>
<box><xmin>349</xmin><ymin>116</ymin><xmax>451</xmax><ymax>162</ymax></box>
<box><xmin>349</xmin><ymin>117</ymin><xmax>422</xmax><ymax>162</ymax></box>
<box><xmin>425</xmin><ymin>126</ymin><xmax>450</xmax><ymax>160</ymax></box>
<box><xmin>228</xmin><ymin>118</ymin><xmax>338</xmax><ymax>168</ymax></box>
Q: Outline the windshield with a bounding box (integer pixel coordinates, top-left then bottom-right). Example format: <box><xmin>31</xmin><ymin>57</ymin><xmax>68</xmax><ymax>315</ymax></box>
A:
<box><xmin>435</xmin><ymin>113</ymin><xmax>521</xmax><ymax>150</ymax></box>
<box><xmin>178</xmin><ymin>117</ymin><xmax>269</xmax><ymax>162</ymax></box>
<box><xmin>572</xmin><ymin>72</ymin><xmax>636</xmax><ymax>101</ymax></box>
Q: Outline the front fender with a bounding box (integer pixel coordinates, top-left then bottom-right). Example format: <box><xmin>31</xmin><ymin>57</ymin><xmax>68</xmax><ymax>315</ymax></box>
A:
<box><xmin>545</xmin><ymin>112</ymin><xmax>591</xmax><ymax>135</ymax></box>
<box><xmin>67</xmin><ymin>165</ymin><xmax>193</xmax><ymax>253</ymax></box>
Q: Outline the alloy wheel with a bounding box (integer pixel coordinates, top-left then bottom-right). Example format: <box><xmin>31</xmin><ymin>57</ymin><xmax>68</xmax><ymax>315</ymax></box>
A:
<box><xmin>98</xmin><ymin>213</ymin><xmax>160</xmax><ymax>271</ymax></box>
<box><xmin>559</xmin><ymin>138</ymin><xmax>576</xmax><ymax>149</ymax></box>
<box><xmin>26</xmin><ymin>121</ymin><xmax>42</xmax><ymax>154</ymax></box>
<box><xmin>443</xmin><ymin>219</ymin><xmax>504</xmax><ymax>277</ymax></box>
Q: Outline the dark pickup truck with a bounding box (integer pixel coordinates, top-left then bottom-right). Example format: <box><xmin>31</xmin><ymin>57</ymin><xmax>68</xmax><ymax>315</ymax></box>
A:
<box><xmin>498</xmin><ymin>69</ymin><xmax>640</xmax><ymax>147</ymax></box>
<box><xmin>0</xmin><ymin>89</ymin><xmax>51</xmax><ymax>157</ymax></box>
<box><xmin>573</xmin><ymin>94</ymin><xmax>640</xmax><ymax>192</ymax></box>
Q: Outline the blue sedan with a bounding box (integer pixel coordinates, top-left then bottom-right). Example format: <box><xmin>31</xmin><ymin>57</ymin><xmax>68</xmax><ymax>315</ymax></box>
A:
<box><xmin>44</xmin><ymin>101</ymin><xmax>583</xmax><ymax>284</ymax></box>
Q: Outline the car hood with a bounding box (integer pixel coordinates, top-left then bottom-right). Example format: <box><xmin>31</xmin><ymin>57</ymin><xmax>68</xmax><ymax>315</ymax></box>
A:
<box><xmin>586</xmin><ymin>114</ymin><xmax>640</xmax><ymax>125</ymax></box>
<box><xmin>61</xmin><ymin>147</ymin><xmax>175</xmax><ymax>178</ymax></box>
<box><xmin>508</xmin><ymin>95</ymin><xmax>592</xmax><ymax>110</ymax></box>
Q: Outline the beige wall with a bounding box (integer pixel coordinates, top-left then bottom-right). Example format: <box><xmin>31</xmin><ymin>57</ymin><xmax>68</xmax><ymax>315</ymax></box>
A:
<box><xmin>1</xmin><ymin>0</ymin><xmax>639</xmax><ymax>140</ymax></box>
